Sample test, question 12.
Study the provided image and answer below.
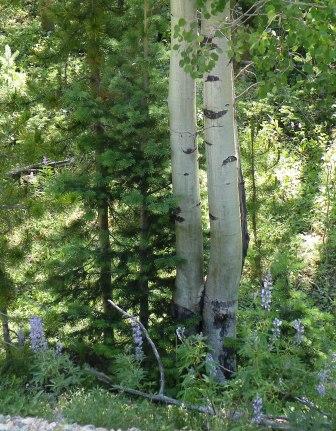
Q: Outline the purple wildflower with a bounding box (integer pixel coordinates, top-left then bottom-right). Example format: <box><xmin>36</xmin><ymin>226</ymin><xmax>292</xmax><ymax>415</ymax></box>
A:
<box><xmin>55</xmin><ymin>342</ymin><xmax>63</xmax><ymax>355</ymax></box>
<box><xmin>271</xmin><ymin>318</ymin><xmax>283</xmax><ymax>341</ymax></box>
<box><xmin>316</xmin><ymin>382</ymin><xmax>326</xmax><ymax>397</ymax></box>
<box><xmin>292</xmin><ymin>319</ymin><xmax>304</xmax><ymax>344</ymax></box>
<box><xmin>29</xmin><ymin>316</ymin><xmax>48</xmax><ymax>352</ymax></box>
<box><xmin>131</xmin><ymin>320</ymin><xmax>144</xmax><ymax>361</ymax></box>
<box><xmin>252</xmin><ymin>394</ymin><xmax>263</xmax><ymax>424</ymax></box>
<box><xmin>316</xmin><ymin>370</ymin><xmax>328</xmax><ymax>397</ymax></box>
<box><xmin>261</xmin><ymin>271</ymin><xmax>272</xmax><ymax>311</ymax></box>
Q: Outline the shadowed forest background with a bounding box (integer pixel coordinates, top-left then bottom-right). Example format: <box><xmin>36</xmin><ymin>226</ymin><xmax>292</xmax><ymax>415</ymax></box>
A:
<box><xmin>0</xmin><ymin>0</ymin><xmax>335</xmax><ymax>430</ymax></box>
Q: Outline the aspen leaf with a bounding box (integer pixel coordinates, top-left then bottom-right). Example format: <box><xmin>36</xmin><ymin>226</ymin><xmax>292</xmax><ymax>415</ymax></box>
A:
<box><xmin>178</xmin><ymin>18</ymin><xmax>186</xmax><ymax>27</ymax></box>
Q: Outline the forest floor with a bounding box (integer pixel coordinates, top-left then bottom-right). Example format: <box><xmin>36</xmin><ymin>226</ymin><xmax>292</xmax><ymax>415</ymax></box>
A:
<box><xmin>0</xmin><ymin>415</ymin><xmax>140</xmax><ymax>431</ymax></box>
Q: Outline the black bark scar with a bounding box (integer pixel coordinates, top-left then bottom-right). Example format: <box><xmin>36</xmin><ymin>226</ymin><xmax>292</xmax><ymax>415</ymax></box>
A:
<box><xmin>209</xmin><ymin>213</ymin><xmax>218</xmax><ymax>221</ymax></box>
<box><xmin>222</xmin><ymin>156</ymin><xmax>237</xmax><ymax>166</ymax></box>
<box><xmin>184</xmin><ymin>173</ymin><xmax>189</xmax><ymax>176</ymax></box>
<box><xmin>204</xmin><ymin>105</ymin><xmax>229</xmax><ymax>120</ymax></box>
<box><xmin>172</xmin><ymin>207</ymin><xmax>185</xmax><ymax>223</ymax></box>
<box><xmin>182</xmin><ymin>147</ymin><xmax>196</xmax><ymax>154</ymax></box>
<box><xmin>201</xmin><ymin>37</ymin><xmax>218</xmax><ymax>50</ymax></box>
<box><xmin>206</xmin><ymin>75</ymin><xmax>220</xmax><ymax>82</ymax></box>
<box><xmin>205</xmin><ymin>141</ymin><xmax>213</xmax><ymax>146</ymax></box>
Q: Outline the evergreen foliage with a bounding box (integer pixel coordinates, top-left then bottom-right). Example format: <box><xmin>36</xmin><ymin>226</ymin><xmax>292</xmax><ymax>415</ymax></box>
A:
<box><xmin>0</xmin><ymin>0</ymin><xmax>335</xmax><ymax>429</ymax></box>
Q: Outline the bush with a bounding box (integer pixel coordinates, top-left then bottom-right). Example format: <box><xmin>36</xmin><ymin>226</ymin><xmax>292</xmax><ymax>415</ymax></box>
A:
<box><xmin>0</xmin><ymin>376</ymin><xmax>53</xmax><ymax>418</ymax></box>
<box><xmin>30</xmin><ymin>349</ymin><xmax>84</xmax><ymax>398</ymax></box>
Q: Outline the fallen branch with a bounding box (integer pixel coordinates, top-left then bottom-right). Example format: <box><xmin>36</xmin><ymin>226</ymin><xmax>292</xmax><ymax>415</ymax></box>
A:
<box><xmin>0</xmin><ymin>204</ymin><xmax>26</xmax><ymax>211</ymax></box>
<box><xmin>295</xmin><ymin>396</ymin><xmax>330</xmax><ymax>419</ymax></box>
<box><xmin>87</xmin><ymin>367</ymin><xmax>294</xmax><ymax>429</ymax></box>
<box><xmin>103</xmin><ymin>301</ymin><xmax>298</xmax><ymax>429</ymax></box>
<box><xmin>8</xmin><ymin>158</ymin><xmax>75</xmax><ymax>180</ymax></box>
<box><xmin>87</xmin><ymin>367</ymin><xmax>214</xmax><ymax>415</ymax></box>
<box><xmin>108</xmin><ymin>299</ymin><xmax>165</xmax><ymax>395</ymax></box>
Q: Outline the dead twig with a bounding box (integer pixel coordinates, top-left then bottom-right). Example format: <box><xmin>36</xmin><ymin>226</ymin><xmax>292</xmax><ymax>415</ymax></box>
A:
<box><xmin>86</xmin><ymin>367</ymin><xmax>214</xmax><ymax>415</ymax></box>
<box><xmin>235</xmin><ymin>62</ymin><xmax>255</xmax><ymax>80</ymax></box>
<box><xmin>8</xmin><ymin>158</ymin><xmax>75</xmax><ymax>180</ymax></box>
<box><xmin>235</xmin><ymin>83</ymin><xmax>259</xmax><ymax>100</ymax></box>
<box><xmin>295</xmin><ymin>396</ymin><xmax>330</xmax><ymax>419</ymax></box>
<box><xmin>108</xmin><ymin>299</ymin><xmax>165</xmax><ymax>395</ymax></box>
<box><xmin>87</xmin><ymin>367</ymin><xmax>294</xmax><ymax>429</ymax></box>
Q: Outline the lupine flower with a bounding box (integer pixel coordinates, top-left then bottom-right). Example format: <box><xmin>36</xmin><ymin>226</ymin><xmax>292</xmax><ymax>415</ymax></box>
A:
<box><xmin>17</xmin><ymin>327</ymin><xmax>25</xmax><ymax>347</ymax></box>
<box><xmin>261</xmin><ymin>271</ymin><xmax>272</xmax><ymax>311</ymax></box>
<box><xmin>205</xmin><ymin>353</ymin><xmax>217</xmax><ymax>379</ymax></box>
<box><xmin>252</xmin><ymin>394</ymin><xmax>263</xmax><ymax>424</ymax></box>
<box><xmin>271</xmin><ymin>318</ymin><xmax>283</xmax><ymax>341</ymax></box>
<box><xmin>316</xmin><ymin>370</ymin><xmax>328</xmax><ymax>397</ymax></box>
<box><xmin>292</xmin><ymin>319</ymin><xmax>304</xmax><ymax>344</ymax></box>
<box><xmin>176</xmin><ymin>326</ymin><xmax>186</xmax><ymax>341</ymax></box>
<box><xmin>29</xmin><ymin>316</ymin><xmax>48</xmax><ymax>352</ymax></box>
<box><xmin>55</xmin><ymin>342</ymin><xmax>64</xmax><ymax>355</ymax></box>
<box><xmin>316</xmin><ymin>382</ymin><xmax>326</xmax><ymax>397</ymax></box>
<box><xmin>131</xmin><ymin>320</ymin><xmax>144</xmax><ymax>361</ymax></box>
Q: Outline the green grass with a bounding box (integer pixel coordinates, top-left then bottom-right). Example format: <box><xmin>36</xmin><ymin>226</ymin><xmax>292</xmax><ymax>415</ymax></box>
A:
<box><xmin>0</xmin><ymin>381</ymin><xmax>53</xmax><ymax>418</ymax></box>
<box><xmin>0</xmin><ymin>385</ymin><xmax>260</xmax><ymax>431</ymax></box>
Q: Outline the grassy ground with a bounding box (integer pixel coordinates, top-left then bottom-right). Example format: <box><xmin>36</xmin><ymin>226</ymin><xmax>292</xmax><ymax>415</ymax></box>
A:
<box><xmin>0</xmin><ymin>385</ymin><xmax>263</xmax><ymax>431</ymax></box>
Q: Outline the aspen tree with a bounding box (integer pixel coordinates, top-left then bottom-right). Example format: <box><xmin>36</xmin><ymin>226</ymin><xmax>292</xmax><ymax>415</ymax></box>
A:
<box><xmin>202</xmin><ymin>1</ymin><xmax>242</xmax><ymax>376</ymax></box>
<box><xmin>168</xmin><ymin>0</ymin><xmax>204</xmax><ymax>321</ymax></box>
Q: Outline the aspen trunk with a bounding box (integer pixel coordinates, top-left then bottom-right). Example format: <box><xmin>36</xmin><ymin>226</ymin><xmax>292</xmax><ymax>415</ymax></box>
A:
<box><xmin>202</xmin><ymin>3</ymin><xmax>242</xmax><ymax>377</ymax></box>
<box><xmin>168</xmin><ymin>0</ymin><xmax>204</xmax><ymax>322</ymax></box>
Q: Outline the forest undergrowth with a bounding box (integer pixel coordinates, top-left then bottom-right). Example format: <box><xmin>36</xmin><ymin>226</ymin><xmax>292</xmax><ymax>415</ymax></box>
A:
<box><xmin>0</xmin><ymin>1</ymin><xmax>335</xmax><ymax>430</ymax></box>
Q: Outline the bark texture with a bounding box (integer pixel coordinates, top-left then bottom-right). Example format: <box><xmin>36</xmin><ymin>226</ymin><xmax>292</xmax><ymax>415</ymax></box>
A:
<box><xmin>235</xmin><ymin>123</ymin><xmax>249</xmax><ymax>267</ymax></box>
<box><xmin>202</xmin><ymin>3</ymin><xmax>242</xmax><ymax>377</ymax></box>
<box><xmin>168</xmin><ymin>0</ymin><xmax>204</xmax><ymax>321</ymax></box>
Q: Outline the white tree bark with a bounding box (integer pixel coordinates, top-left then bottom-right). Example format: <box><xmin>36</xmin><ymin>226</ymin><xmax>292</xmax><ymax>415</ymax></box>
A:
<box><xmin>202</xmin><ymin>2</ymin><xmax>242</xmax><ymax>377</ymax></box>
<box><xmin>168</xmin><ymin>0</ymin><xmax>204</xmax><ymax>321</ymax></box>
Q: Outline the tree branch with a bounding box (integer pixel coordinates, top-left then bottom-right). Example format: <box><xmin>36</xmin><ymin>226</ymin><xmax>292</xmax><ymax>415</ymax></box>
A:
<box><xmin>108</xmin><ymin>299</ymin><xmax>165</xmax><ymax>395</ymax></box>
<box><xmin>235</xmin><ymin>62</ymin><xmax>255</xmax><ymax>80</ymax></box>
<box><xmin>235</xmin><ymin>83</ymin><xmax>259</xmax><ymax>100</ymax></box>
<box><xmin>87</xmin><ymin>367</ymin><xmax>295</xmax><ymax>429</ymax></box>
<box><xmin>87</xmin><ymin>367</ymin><xmax>214</xmax><ymax>415</ymax></box>
<box><xmin>8</xmin><ymin>158</ymin><xmax>75</xmax><ymax>180</ymax></box>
